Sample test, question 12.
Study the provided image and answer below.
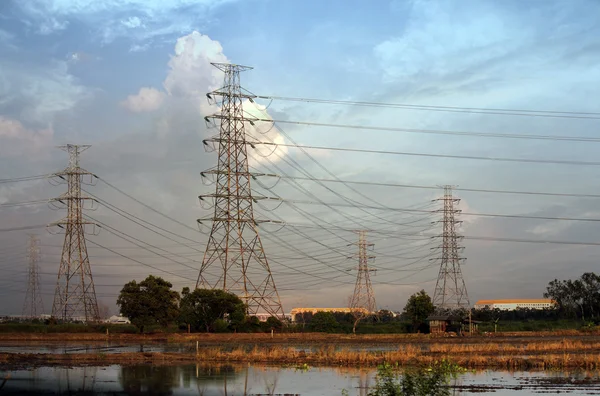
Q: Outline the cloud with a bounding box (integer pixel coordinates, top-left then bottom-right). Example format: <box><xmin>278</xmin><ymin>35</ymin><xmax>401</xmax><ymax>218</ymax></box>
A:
<box><xmin>163</xmin><ymin>31</ymin><xmax>228</xmax><ymax>97</ymax></box>
<box><xmin>120</xmin><ymin>87</ymin><xmax>165</xmax><ymax>113</ymax></box>
<box><xmin>0</xmin><ymin>116</ymin><xmax>53</xmax><ymax>156</ymax></box>
<box><xmin>14</xmin><ymin>0</ymin><xmax>236</xmax><ymax>46</ymax></box>
<box><xmin>0</xmin><ymin>60</ymin><xmax>89</xmax><ymax>125</ymax></box>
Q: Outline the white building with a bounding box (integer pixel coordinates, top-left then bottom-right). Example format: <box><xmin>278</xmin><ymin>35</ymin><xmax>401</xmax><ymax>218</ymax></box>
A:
<box><xmin>474</xmin><ymin>299</ymin><xmax>555</xmax><ymax>311</ymax></box>
<box><xmin>106</xmin><ymin>314</ymin><xmax>131</xmax><ymax>324</ymax></box>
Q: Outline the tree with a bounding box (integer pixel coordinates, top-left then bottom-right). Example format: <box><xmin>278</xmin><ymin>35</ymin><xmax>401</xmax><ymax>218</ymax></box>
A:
<box><xmin>179</xmin><ymin>288</ymin><xmax>246</xmax><ymax>332</ymax></box>
<box><xmin>309</xmin><ymin>312</ymin><xmax>339</xmax><ymax>333</ymax></box>
<box><xmin>545</xmin><ymin>272</ymin><xmax>600</xmax><ymax>321</ymax></box>
<box><xmin>377</xmin><ymin>309</ymin><xmax>396</xmax><ymax>323</ymax></box>
<box><xmin>403</xmin><ymin>290</ymin><xmax>435</xmax><ymax>332</ymax></box>
<box><xmin>265</xmin><ymin>316</ymin><xmax>283</xmax><ymax>331</ymax></box>
<box><xmin>117</xmin><ymin>275</ymin><xmax>180</xmax><ymax>333</ymax></box>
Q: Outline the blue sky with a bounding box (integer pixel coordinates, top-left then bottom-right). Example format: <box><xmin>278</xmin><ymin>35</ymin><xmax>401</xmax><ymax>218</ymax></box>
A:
<box><xmin>1</xmin><ymin>0</ymin><xmax>600</xmax><ymax>315</ymax></box>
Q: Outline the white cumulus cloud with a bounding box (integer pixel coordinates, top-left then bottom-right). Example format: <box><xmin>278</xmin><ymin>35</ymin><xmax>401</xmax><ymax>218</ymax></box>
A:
<box><xmin>0</xmin><ymin>116</ymin><xmax>53</xmax><ymax>156</ymax></box>
<box><xmin>120</xmin><ymin>87</ymin><xmax>165</xmax><ymax>112</ymax></box>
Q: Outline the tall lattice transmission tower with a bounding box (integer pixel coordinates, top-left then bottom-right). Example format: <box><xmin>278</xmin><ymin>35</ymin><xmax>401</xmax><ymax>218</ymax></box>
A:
<box><xmin>22</xmin><ymin>234</ymin><xmax>44</xmax><ymax>318</ymax></box>
<box><xmin>48</xmin><ymin>144</ymin><xmax>100</xmax><ymax>322</ymax></box>
<box><xmin>431</xmin><ymin>185</ymin><xmax>470</xmax><ymax>311</ymax></box>
<box><xmin>197</xmin><ymin>63</ymin><xmax>284</xmax><ymax>318</ymax></box>
<box><xmin>349</xmin><ymin>231</ymin><xmax>377</xmax><ymax>313</ymax></box>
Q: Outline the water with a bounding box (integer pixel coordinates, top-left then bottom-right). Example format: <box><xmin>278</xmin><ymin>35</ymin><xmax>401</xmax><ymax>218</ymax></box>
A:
<box><xmin>0</xmin><ymin>341</ymin><xmax>408</xmax><ymax>355</ymax></box>
<box><xmin>1</xmin><ymin>364</ymin><xmax>600</xmax><ymax>395</ymax></box>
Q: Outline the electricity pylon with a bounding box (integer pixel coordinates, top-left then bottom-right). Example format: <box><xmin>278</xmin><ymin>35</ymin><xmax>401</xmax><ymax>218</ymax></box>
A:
<box><xmin>197</xmin><ymin>63</ymin><xmax>284</xmax><ymax>318</ymax></box>
<box><xmin>431</xmin><ymin>185</ymin><xmax>470</xmax><ymax>311</ymax></box>
<box><xmin>49</xmin><ymin>144</ymin><xmax>100</xmax><ymax>322</ymax></box>
<box><xmin>349</xmin><ymin>231</ymin><xmax>377</xmax><ymax>313</ymax></box>
<box><xmin>22</xmin><ymin>234</ymin><xmax>44</xmax><ymax>318</ymax></box>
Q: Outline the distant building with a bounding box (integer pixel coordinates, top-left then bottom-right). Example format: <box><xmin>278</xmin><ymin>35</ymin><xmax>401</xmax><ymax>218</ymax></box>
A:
<box><xmin>474</xmin><ymin>299</ymin><xmax>555</xmax><ymax>311</ymax></box>
<box><xmin>427</xmin><ymin>314</ymin><xmax>463</xmax><ymax>334</ymax></box>
<box><xmin>289</xmin><ymin>307</ymin><xmax>369</xmax><ymax>323</ymax></box>
<box><xmin>253</xmin><ymin>313</ymin><xmax>292</xmax><ymax>322</ymax></box>
<box><xmin>106</xmin><ymin>314</ymin><xmax>131</xmax><ymax>324</ymax></box>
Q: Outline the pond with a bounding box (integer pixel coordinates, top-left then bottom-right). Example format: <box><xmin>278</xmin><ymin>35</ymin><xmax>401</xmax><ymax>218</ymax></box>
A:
<box><xmin>1</xmin><ymin>364</ymin><xmax>599</xmax><ymax>395</ymax></box>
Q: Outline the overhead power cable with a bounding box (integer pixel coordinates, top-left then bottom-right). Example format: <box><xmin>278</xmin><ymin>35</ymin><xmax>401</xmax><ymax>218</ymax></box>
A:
<box><xmin>250</xmin><ymin>119</ymin><xmax>600</xmax><ymax>143</ymax></box>
<box><xmin>0</xmin><ymin>200</ymin><xmax>48</xmax><ymax>208</ymax></box>
<box><xmin>0</xmin><ymin>174</ymin><xmax>50</xmax><ymax>184</ymax></box>
<box><xmin>282</xmin><ymin>199</ymin><xmax>600</xmax><ymax>223</ymax></box>
<box><xmin>280</xmin><ymin>176</ymin><xmax>600</xmax><ymax>199</ymax></box>
<box><xmin>255</xmin><ymin>95</ymin><xmax>600</xmax><ymax>120</ymax></box>
<box><xmin>254</xmin><ymin>142</ymin><xmax>600</xmax><ymax>167</ymax></box>
<box><xmin>0</xmin><ymin>225</ymin><xmax>46</xmax><ymax>233</ymax></box>
<box><xmin>97</xmin><ymin>177</ymin><xmax>198</xmax><ymax>233</ymax></box>
<box><xmin>282</xmin><ymin>222</ymin><xmax>600</xmax><ymax>248</ymax></box>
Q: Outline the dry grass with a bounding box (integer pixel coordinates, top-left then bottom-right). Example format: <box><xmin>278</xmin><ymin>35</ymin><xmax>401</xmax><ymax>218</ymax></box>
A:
<box><xmin>193</xmin><ymin>343</ymin><xmax>600</xmax><ymax>369</ymax></box>
<box><xmin>3</xmin><ymin>333</ymin><xmax>600</xmax><ymax>370</ymax></box>
<box><xmin>3</xmin><ymin>340</ymin><xmax>600</xmax><ymax>369</ymax></box>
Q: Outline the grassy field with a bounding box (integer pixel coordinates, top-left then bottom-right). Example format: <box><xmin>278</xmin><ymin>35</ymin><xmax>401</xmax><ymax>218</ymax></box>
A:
<box><xmin>2</xmin><ymin>331</ymin><xmax>600</xmax><ymax>369</ymax></box>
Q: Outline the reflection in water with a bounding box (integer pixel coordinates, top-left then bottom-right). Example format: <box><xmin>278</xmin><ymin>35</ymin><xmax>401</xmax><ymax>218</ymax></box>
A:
<box><xmin>119</xmin><ymin>365</ymin><xmax>179</xmax><ymax>395</ymax></box>
<box><xmin>1</xmin><ymin>364</ymin><xmax>599</xmax><ymax>395</ymax></box>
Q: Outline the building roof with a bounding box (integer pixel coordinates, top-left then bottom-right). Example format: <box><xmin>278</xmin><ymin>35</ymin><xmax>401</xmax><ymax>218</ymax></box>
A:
<box><xmin>474</xmin><ymin>299</ymin><xmax>554</xmax><ymax>305</ymax></box>
<box><xmin>427</xmin><ymin>315</ymin><xmax>462</xmax><ymax>321</ymax></box>
<box><xmin>290</xmin><ymin>307</ymin><xmax>369</xmax><ymax>314</ymax></box>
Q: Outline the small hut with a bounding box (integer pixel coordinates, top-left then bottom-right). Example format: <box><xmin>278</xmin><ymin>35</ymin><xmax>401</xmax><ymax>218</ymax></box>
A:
<box><xmin>427</xmin><ymin>314</ymin><xmax>463</xmax><ymax>334</ymax></box>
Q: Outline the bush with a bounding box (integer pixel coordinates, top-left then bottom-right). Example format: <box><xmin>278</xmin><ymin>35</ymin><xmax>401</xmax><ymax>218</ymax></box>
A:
<box><xmin>213</xmin><ymin>319</ymin><xmax>229</xmax><ymax>333</ymax></box>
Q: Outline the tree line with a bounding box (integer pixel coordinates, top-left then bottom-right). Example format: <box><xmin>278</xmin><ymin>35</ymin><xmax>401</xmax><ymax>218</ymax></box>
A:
<box><xmin>117</xmin><ymin>275</ymin><xmax>283</xmax><ymax>333</ymax></box>
<box><xmin>114</xmin><ymin>272</ymin><xmax>600</xmax><ymax>334</ymax></box>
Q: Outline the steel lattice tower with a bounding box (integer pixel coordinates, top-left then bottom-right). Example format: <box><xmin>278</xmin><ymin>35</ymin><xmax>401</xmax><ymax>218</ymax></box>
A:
<box><xmin>197</xmin><ymin>63</ymin><xmax>284</xmax><ymax>318</ymax></box>
<box><xmin>432</xmin><ymin>185</ymin><xmax>470</xmax><ymax>310</ymax></box>
<box><xmin>22</xmin><ymin>234</ymin><xmax>44</xmax><ymax>318</ymax></box>
<box><xmin>49</xmin><ymin>144</ymin><xmax>100</xmax><ymax>322</ymax></box>
<box><xmin>349</xmin><ymin>231</ymin><xmax>377</xmax><ymax>313</ymax></box>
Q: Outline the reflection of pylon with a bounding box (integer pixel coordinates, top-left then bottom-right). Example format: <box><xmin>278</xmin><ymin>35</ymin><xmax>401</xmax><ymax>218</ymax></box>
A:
<box><xmin>432</xmin><ymin>185</ymin><xmax>470</xmax><ymax>310</ymax></box>
<box><xmin>49</xmin><ymin>144</ymin><xmax>100</xmax><ymax>322</ymax></box>
<box><xmin>197</xmin><ymin>63</ymin><xmax>284</xmax><ymax>318</ymax></box>
<box><xmin>349</xmin><ymin>231</ymin><xmax>376</xmax><ymax>313</ymax></box>
<box><xmin>22</xmin><ymin>234</ymin><xmax>44</xmax><ymax>318</ymax></box>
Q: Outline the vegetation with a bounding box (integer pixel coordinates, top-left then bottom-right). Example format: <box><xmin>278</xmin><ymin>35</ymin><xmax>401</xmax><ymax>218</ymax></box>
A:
<box><xmin>402</xmin><ymin>290</ymin><xmax>435</xmax><ymax>333</ymax></box>
<box><xmin>0</xmin><ymin>323</ymin><xmax>138</xmax><ymax>334</ymax></box>
<box><xmin>545</xmin><ymin>272</ymin><xmax>600</xmax><ymax>321</ymax></box>
<box><xmin>367</xmin><ymin>360</ymin><xmax>465</xmax><ymax>396</ymax></box>
<box><xmin>6</xmin><ymin>338</ymin><xmax>600</xmax><ymax>369</ymax></box>
<box><xmin>117</xmin><ymin>275</ymin><xmax>180</xmax><ymax>333</ymax></box>
<box><xmin>179</xmin><ymin>287</ymin><xmax>246</xmax><ymax>332</ymax></box>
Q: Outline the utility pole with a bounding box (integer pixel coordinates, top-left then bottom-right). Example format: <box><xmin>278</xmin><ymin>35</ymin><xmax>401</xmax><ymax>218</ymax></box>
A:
<box><xmin>197</xmin><ymin>63</ymin><xmax>284</xmax><ymax>318</ymax></box>
<box><xmin>431</xmin><ymin>185</ymin><xmax>470</xmax><ymax>311</ymax></box>
<box><xmin>349</xmin><ymin>230</ymin><xmax>377</xmax><ymax>313</ymax></box>
<box><xmin>49</xmin><ymin>144</ymin><xmax>100</xmax><ymax>322</ymax></box>
<box><xmin>22</xmin><ymin>234</ymin><xmax>44</xmax><ymax>319</ymax></box>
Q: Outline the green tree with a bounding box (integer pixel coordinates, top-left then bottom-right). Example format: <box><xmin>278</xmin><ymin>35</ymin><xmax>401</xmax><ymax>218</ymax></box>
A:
<box><xmin>265</xmin><ymin>316</ymin><xmax>283</xmax><ymax>331</ymax></box>
<box><xmin>117</xmin><ymin>275</ymin><xmax>180</xmax><ymax>333</ymax></box>
<box><xmin>545</xmin><ymin>272</ymin><xmax>600</xmax><ymax>321</ymax></box>
<box><xmin>179</xmin><ymin>288</ymin><xmax>246</xmax><ymax>332</ymax></box>
<box><xmin>403</xmin><ymin>290</ymin><xmax>435</xmax><ymax>331</ymax></box>
<box><xmin>309</xmin><ymin>311</ymin><xmax>339</xmax><ymax>333</ymax></box>
<box><xmin>377</xmin><ymin>309</ymin><xmax>396</xmax><ymax>323</ymax></box>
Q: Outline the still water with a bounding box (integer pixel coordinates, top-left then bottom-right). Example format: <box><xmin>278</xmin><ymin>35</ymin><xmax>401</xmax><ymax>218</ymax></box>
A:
<box><xmin>1</xmin><ymin>364</ymin><xmax>600</xmax><ymax>395</ymax></box>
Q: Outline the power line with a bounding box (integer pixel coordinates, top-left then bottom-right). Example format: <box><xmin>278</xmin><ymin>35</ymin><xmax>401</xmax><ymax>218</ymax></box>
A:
<box><xmin>282</xmin><ymin>199</ymin><xmax>600</xmax><ymax>223</ymax></box>
<box><xmin>0</xmin><ymin>174</ymin><xmax>50</xmax><ymax>184</ymax></box>
<box><xmin>280</xmin><ymin>176</ymin><xmax>600</xmax><ymax>199</ymax></box>
<box><xmin>282</xmin><ymin>222</ymin><xmax>600</xmax><ymax>247</ymax></box>
<box><xmin>0</xmin><ymin>200</ymin><xmax>47</xmax><ymax>208</ymax></box>
<box><xmin>253</xmin><ymin>142</ymin><xmax>600</xmax><ymax>166</ymax></box>
<box><xmin>97</xmin><ymin>177</ymin><xmax>198</xmax><ymax>233</ymax></box>
<box><xmin>263</xmin><ymin>119</ymin><xmax>600</xmax><ymax>143</ymax></box>
<box><xmin>0</xmin><ymin>225</ymin><xmax>46</xmax><ymax>233</ymax></box>
<box><xmin>255</xmin><ymin>95</ymin><xmax>600</xmax><ymax>119</ymax></box>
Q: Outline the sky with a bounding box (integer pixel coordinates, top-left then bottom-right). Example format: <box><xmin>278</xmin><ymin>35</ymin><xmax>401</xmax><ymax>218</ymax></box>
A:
<box><xmin>1</xmin><ymin>0</ymin><xmax>600</xmax><ymax>316</ymax></box>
